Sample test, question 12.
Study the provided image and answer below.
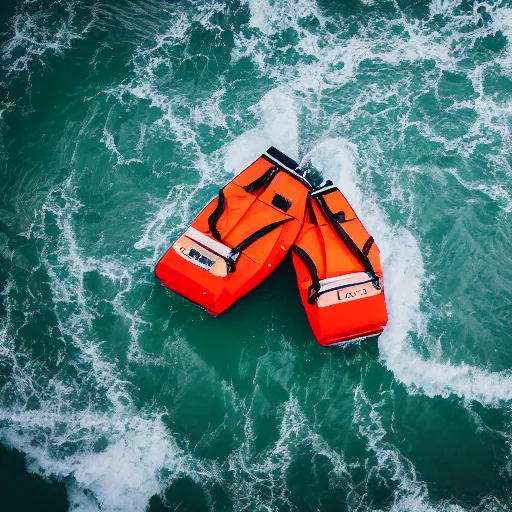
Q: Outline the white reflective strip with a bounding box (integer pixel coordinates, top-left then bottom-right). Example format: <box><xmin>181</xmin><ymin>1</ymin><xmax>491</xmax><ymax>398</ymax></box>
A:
<box><xmin>318</xmin><ymin>272</ymin><xmax>370</xmax><ymax>293</ymax></box>
<box><xmin>263</xmin><ymin>152</ymin><xmax>296</xmax><ymax>173</ymax></box>
<box><xmin>184</xmin><ymin>227</ymin><xmax>232</xmax><ymax>258</ymax></box>
<box><xmin>311</xmin><ymin>185</ymin><xmax>337</xmax><ymax>197</ymax></box>
<box><xmin>319</xmin><ymin>275</ymin><xmax>345</xmax><ymax>286</ymax></box>
<box><xmin>329</xmin><ymin>333</ymin><xmax>381</xmax><ymax>346</ymax></box>
<box><xmin>263</xmin><ymin>152</ymin><xmax>310</xmax><ymax>186</ymax></box>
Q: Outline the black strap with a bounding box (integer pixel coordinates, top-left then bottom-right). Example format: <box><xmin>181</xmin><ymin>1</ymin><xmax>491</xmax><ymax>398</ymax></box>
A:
<box><xmin>315</xmin><ymin>195</ymin><xmax>380</xmax><ymax>289</ymax></box>
<box><xmin>292</xmin><ymin>246</ymin><xmax>320</xmax><ymax>304</ymax></box>
<box><xmin>207</xmin><ymin>167</ymin><xmax>278</xmax><ymax>241</ymax></box>
<box><xmin>333</xmin><ymin>210</ymin><xmax>345</xmax><ymax>223</ymax></box>
<box><xmin>362</xmin><ymin>236</ymin><xmax>374</xmax><ymax>256</ymax></box>
<box><xmin>266</xmin><ymin>147</ymin><xmax>300</xmax><ymax>173</ymax></box>
<box><xmin>293</xmin><ymin>246</ymin><xmax>377</xmax><ymax>304</ymax></box>
<box><xmin>226</xmin><ymin>218</ymin><xmax>292</xmax><ymax>273</ymax></box>
<box><xmin>243</xmin><ymin>166</ymin><xmax>278</xmax><ymax>194</ymax></box>
<box><xmin>207</xmin><ymin>189</ymin><xmax>226</xmax><ymax>241</ymax></box>
<box><xmin>310</xmin><ymin>181</ymin><xmax>336</xmax><ymax>197</ymax></box>
<box><xmin>306</xmin><ymin>197</ymin><xmax>318</xmax><ymax>226</ymax></box>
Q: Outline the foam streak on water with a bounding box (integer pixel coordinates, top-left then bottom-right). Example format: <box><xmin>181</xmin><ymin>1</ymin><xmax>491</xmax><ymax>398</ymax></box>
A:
<box><xmin>307</xmin><ymin>139</ymin><xmax>512</xmax><ymax>406</ymax></box>
<box><xmin>237</xmin><ymin>0</ymin><xmax>512</xmax><ymax>406</ymax></box>
<box><xmin>1</xmin><ymin>174</ymin><xmax>214</xmax><ymax>511</ymax></box>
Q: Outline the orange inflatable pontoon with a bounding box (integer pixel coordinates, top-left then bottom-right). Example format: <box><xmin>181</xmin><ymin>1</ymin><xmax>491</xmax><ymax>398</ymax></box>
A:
<box><xmin>155</xmin><ymin>148</ymin><xmax>310</xmax><ymax>315</ymax></box>
<box><xmin>292</xmin><ymin>182</ymin><xmax>388</xmax><ymax>346</ymax></box>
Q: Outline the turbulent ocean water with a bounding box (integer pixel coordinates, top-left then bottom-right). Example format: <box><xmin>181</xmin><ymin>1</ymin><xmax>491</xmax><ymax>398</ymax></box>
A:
<box><xmin>0</xmin><ymin>0</ymin><xmax>511</xmax><ymax>510</ymax></box>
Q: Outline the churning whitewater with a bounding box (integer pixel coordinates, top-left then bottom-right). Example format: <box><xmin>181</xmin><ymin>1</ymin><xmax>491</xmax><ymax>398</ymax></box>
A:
<box><xmin>1</xmin><ymin>0</ymin><xmax>512</xmax><ymax>510</ymax></box>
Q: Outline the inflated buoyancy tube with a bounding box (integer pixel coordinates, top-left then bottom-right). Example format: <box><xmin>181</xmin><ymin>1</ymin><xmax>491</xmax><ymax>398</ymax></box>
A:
<box><xmin>155</xmin><ymin>148</ymin><xmax>310</xmax><ymax>316</ymax></box>
<box><xmin>291</xmin><ymin>185</ymin><xmax>388</xmax><ymax>346</ymax></box>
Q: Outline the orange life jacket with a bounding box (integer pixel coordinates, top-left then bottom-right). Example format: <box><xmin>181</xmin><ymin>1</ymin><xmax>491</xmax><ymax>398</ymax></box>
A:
<box><xmin>292</xmin><ymin>184</ymin><xmax>388</xmax><ymax>345</ymax></box>
<box><xmin>155</xmin><ymin>148</ymin><xmax>310</xmax><ymax>316</ymax></box>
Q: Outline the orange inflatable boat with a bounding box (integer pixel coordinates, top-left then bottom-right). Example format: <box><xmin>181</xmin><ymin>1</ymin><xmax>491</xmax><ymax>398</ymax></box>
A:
<box><xmin>155</xmin><ymin>148</ymin><xmax>310</xmax><ymax>315</ymax></box>
<box><xmin>292</xmin><ymin>182</ymin><xmax>388</xmax><ymax>346</ymax></box>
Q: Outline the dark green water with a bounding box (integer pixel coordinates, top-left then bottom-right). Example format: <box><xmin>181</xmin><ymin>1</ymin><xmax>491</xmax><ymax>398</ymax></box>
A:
<box><xmin>1</xmin><ymin>0</ymin><xmax>512</xmax><ymax>510</ymax></box>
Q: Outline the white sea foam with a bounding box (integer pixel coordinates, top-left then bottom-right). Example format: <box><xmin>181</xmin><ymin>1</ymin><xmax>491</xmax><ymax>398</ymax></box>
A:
<box><xmin>224</xmin><ymin>88</ymin><xmax>299</xmax><ymax>173</ymax></box>
<box><xmin>239</xmin><ymin>0</ymin><xmax>512</xmax><ymax>406</ymax></box>
<box><xmin>445</xmin><ymin>166</ymin><xmax>512</xmax><ymax>213</ymax></box>
<box><xmin>306</xmin><ymin>138</ymin><xmax>512</xmax><ymax>406</ymax></box>
<box><xmin>246</xmin><ymin>0</ymin><xmax>326</xmax><ymax>35</ymax></box>
<box><xmin>0</xmin><ymin>407</ymin><xmax>208</xmax><ymax>512</ymax></box>
<box><xmin>352</xmin><ymin>386</ymin><xmax>434</xmax><ymax>511</ymax></box>
<box><xmin>101</xmin><ymin>126</ymin><xmax>142</xmax><ymax>167</ymax></box>
<box><xmin>3</xmin><ymin>0</ymin><xmax>512</xmax><ymax>509</ymax></box>
<box><xmin>132</xmin><ymin>84</ymin><xmax>300</xmax><ymax>261</ymax></box>
<box><xmin>247</xmin><ymin>0</ymin><xmax>272</xmax><ymax>34</ymax></box>
<box><xmin>1</xmin><ymin>0</ymin><xmax>96</xmax><ymax>76</ymax></box>
<box><xmin>0</xmin><ymin>174</ymin><xmax>217</xmax><ymax>512</ymax></box>
<box><xmin>240</xmin><ymin>0</ymin><xmax>512</xmax><ymax>180</ymax></box>
<box><xmin>227</xmin><ymin>392</ymin><xmax>351</xmax><ymax>510</ymax></box>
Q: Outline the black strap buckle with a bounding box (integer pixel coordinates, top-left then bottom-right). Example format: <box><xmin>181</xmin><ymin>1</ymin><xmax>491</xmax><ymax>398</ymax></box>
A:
<box><xmin>225</xmin><ymin>251</ymin><xmax>239</xmax><ymax>273</ymax></box>
<box><xmin>307</xmin><ymin>284</ymin><xmax>318</xmax><ymax>305</ymax></box>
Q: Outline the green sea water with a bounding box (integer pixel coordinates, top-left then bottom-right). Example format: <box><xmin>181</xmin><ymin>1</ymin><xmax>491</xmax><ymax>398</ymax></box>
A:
<box><xmin>1</xmin><ymin>0</ymin><xmax>512</xmax><ymax>510</ymax></box>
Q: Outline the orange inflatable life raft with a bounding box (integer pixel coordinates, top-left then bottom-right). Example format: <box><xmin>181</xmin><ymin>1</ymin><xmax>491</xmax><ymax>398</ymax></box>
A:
<box><xmin>291</xmin><ymin>182</ymin><xmax>388</xmax><ymax>346</ymax></box>
<box><xmin>155</xmin><ymin>147</ymin><xmax>310</xmax><ymax>316</ymax></box>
